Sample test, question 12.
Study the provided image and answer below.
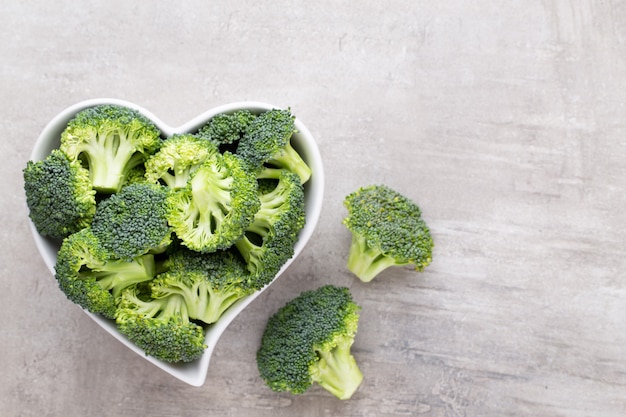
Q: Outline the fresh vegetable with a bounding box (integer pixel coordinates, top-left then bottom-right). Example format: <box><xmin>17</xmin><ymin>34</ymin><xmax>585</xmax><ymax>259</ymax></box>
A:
<box><xmin>342</xmin><ymin>184</ymin><xmax>434</xmax><ymax>282</ymax></box>
<box><xmin>60</xmin><ymin>104</ymin><xmax>162</xmax><ymax>194</ymax></box>
<box><xmin>115</xmin><ymin>282</ymin><xmax>207</xmax><ymax>363</ymax></box>
<box><xmin>24</xmin><ymin>104</ymin><xmax>311</xmax><ymax>363</ymax></box>
<box><xmin>237</xmin><ymin>108</ymin><xmax>312</xmax><ymax>184</ymax></box>
<box><xmin>23</xmin><ymin>149</ymin><xmax>96</xmax><ymax>239</ymax></box>
<box><xmin>256</xmin><ymin>285</ymin><xmax>363</xmax><ymax>400</ymax></box>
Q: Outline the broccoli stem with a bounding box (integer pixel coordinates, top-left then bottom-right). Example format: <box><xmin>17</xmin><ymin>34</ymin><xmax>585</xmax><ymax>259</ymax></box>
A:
<box><xmin>267</xmin><ymin>143</ymin><xmax>311</xmax><ymax>184</ymax></box>
<box><xmin>89</xmin><ymin>255</ymin><xmax>156</xmax><ymax>298</ymax></box>
<box><xmin>312</xmin><ymin>337</ymin><xmax>364</xmax><ymax>400</ymax></box>
<box><xmin>347</xmin><ymin>234</ymin><xmax>402</xmax><ymax>282</ymax></box>
<box><xmin>202</xmin><ymin>286</ymin><xmax>246</xmax><ymax>324</ymax></box>
<box><xmin>85</xmin><ymin>133</ymin><xmax>144</xmax><ymax>193</ymax></box>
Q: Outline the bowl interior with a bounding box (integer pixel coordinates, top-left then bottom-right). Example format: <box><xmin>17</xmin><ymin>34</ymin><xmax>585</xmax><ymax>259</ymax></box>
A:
<box><xmin>29</xmin><ymin>98</ymin><xmax>324</xmax><ymax>386</ymax></box>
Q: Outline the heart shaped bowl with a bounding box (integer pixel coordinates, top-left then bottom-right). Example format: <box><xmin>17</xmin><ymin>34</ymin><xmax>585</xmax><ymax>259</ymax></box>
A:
<box><xmin>29</xmin><ymin>98</ymin><xmax>324</xmax><ymax>386</ymax></box>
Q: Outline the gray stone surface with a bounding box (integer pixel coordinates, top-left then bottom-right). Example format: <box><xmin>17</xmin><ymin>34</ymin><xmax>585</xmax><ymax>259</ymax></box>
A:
<box><xmin>3</xmin><ymin>1</ymin><xmax>626</xmax><ymax>416</ymax></box>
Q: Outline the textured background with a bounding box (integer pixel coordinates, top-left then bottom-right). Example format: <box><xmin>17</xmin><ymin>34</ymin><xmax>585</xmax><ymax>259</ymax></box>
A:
<box><xmin>3</xmin><ymin>1</ymin><xmax>626</xmax><ymax>416</ymax></box>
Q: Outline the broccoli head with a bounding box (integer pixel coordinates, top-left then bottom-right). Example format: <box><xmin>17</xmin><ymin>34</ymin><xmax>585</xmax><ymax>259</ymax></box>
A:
<box><xmin>23</xmin><ymin>149</ymin><xmax>96</xmax><ymax>239</ymax></box>
<box><xmin>197</xmin><ymin>110</ymin><xmax>257</xmax><ymax>151</ymax></box>
<box><xmin>166</xmin><ymin>152</ymin><xmax>260</xmax><ymax>253</ymax></box>
<box><xmin>256</xmin><ymin>285</ymin><xmax>363</xmax><ymax>400</ymax></box>
<box><xmin>151</xmin><ymin>246</ymin><xmax>253</xmax><ymax>324</ymax></box>
<box><xmin>144</xmin><ymin>133</ymin><xmax>218</xmax><ymax>190</ymax></box>
<box><xmin>237</xmin><ymin>108</ymin><xmax>311</xmax><ymax>184</ymax></box>
<box><xmin>342</xmin><ymin>184</ymin><xmax>434</xmax><ymax>282</ymax></box>
<box><xmin>115</xmin><ymin>282</ymin><xmax>207</xmax><ymax>363</ymax></box>
<box><xmin>60</xmin><ymin>104</ymin><xmax>162</xmax><ymax>194</ymax></box>
<box><xmin>234</xmin><ymin>169</ymin><xmax>306</xmax><ymax>288</ymax></box>
<box><xmin>54</xmin><ymin>228</ymin><xmax>157</xmax><ymax>319</ymax></box>
<box><xmin>91</xmin><ymin>183</ymin><xmax>171</xmax><ymax>261</ymax></box>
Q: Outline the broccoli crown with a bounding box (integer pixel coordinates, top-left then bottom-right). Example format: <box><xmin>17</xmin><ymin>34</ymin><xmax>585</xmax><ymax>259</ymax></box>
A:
<box><xmin>91</xmin><ymin>183</ymin><xmax>171</xmax><ymax>261</ymax></box>
<box><xmin>166</xmin><ymin>152</ymin><xmax>260</xmax><ymax>253</ymax></box>
<box><xmin>151</xmin><ymin>246</ymin><xmax>253</xmax><ymax>324</ymax></box>
<box><xmin>256</xmin><ymin>285</ymin><xmax>363</xmax><ymax>400</ymax></box>
<box><xmin>342</xmin><ymin>184</ymin><xmax>434</xmax><ymax>282</ymax></box>
<box><xmin>54</xmin><ymin>228</ymin><xmax>156</xmax><ymax>319</ymax></box>
<box><xmin>115</xmin><ymin>283</ymin><xmax>207</xmax><ymax>363</ymax></box>
<box><xmin>197</xmin><ymin>110</ymin><xmax>257</xmax><ymax>148</ymax></box>
<box><xmin>60</xmin><ymin>104</ymin><xmax>162</xmax><ymax>194</ymax></box>
<box><xmin>234</xmin><ymin>169</ymin><xmax>306</xmax><ymax>288</ymax></box>
<box><xmin>144</xmin><ymin>133</ymin><xmax>218</xmax><ymax>190</ymax></box>
<box><xmin>23</xmin><ymin>149</ymin><xmax>96</xmax><ymax>239</ymax></box>
<box><xmin>237</xmin><ymin>108</ymin><xmax>311</xmax><ymax>183</ymax></box>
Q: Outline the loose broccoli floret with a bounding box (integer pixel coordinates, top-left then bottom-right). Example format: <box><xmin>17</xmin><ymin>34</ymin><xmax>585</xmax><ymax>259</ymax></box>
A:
<box><xmin>342</xmin><ymin>184</ymin><xmax>434</xmax><ymax>282</ymax></box>
<box><xmin>91</xmin><ymin>183</ymin><xmax>171</xmax><ymax>261</ymax></box>
<box><xmin>23</xmin><ymin>149</ymin><xmax>96</xmax><ymax>239</ymax></box>
<box><xmin>237</xmin><ymin>108</ymin><xmax>311</xmax><ymax>184</ymax></box>
<box><xmin>60</xmin><ymin>104</ymin><xmax>162</xmax><ymax>194</ymax></box>
<box><xmin>197</xmin><ymin>110</ymin><xmax>257</xmax><ymax>151</ymax></box>
<box><xmin>151</xmin><ymin>246</ymin><xmax>253</xmax><ymax>324</ymax></box>
<box><xmin>144</xmin><ymin>133</ymin><xmax>218</xmax><ymax>190</ymax></box>
<box><xmin>115</xmin><ymin>282</ymin><xmax>207</xmax><ymax>363</ymax></box>
<box><xmin>54</xmin><ymin>228</ymin><xmax>157</xmax><ymax>319</ymax></box>
<box><xmin>256</xmin><ymin>285</ymin><xmax>363</xmax><ymax>400</ymax></box>
<box><xmin>166</xmin><ymin>152</ymin><xmax>260</xmax><ymax>253</ymax></box>
<box><xmin>234</xmin><ymin>169</ymin><xmax>306</xmax><ymax>288</ymax></box>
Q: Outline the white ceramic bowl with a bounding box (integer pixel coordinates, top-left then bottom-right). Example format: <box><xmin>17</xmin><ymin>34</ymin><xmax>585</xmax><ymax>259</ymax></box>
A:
<box><xmin>29</xmin><ymin>98</ymin><xmax>324</xmax><ymax>386</ymax></box>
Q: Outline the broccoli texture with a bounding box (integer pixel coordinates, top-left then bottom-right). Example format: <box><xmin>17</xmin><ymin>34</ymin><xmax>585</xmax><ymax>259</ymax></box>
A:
<box><xmin>91</xmin><ymin>183</ymin><xmax>171</xmax><ymax>261</ymax></box>
<box><xmin>54</xmin><ymin>228</ymin><xmax>157</xmax><ymax>319</ymax></box>
<box><xmin>23</xmin><ymin>149</ymin><xmax>96</xmax><ymax>239</ymax></box>
<box><xmin>342</xmin><ymin>184</ymin><xmax>433</xmax><ymax>282</ymax></box>
<box><xmin>237</xmin><ymin>108</ymin><xmax>311</xmax><ymax>184</ymax></box>
<box><xmin>197</xmin><ymin>110</ymin><xmax>257</xmax><ymax>151</ymax></box>
<box><xmin>144</xmin><ymin>133</ymin><xmax>218</xmax><ymax>190</ymax></box>
<box><xmin>26</xmin><ymin>105</ymin><xmax>315</xmax><ymax>366</ymax></box>
<box><xmin>166</xmin><ymin>152</ymin><xmax>260</xmax><ymax>253</ymax></box>
<box><xmin>234</xmin><ymin>169</ymin><xmax>306</xmax><ymax>288</ymax></box>
<box><xmin>60</xmin><ymin>104</ymin><xmax>162</xmax><ymax>194</ymax></box>
<box><xmin>256</xmin><ymin>285</ymin><xmax>363</xmax><ymax>400</ymax></box>
<box><xmin>151</xmin><ymin>245</ymin><xmax>253</xmax><ymax>324</ymax></box>
<box><xmin>115</xmin><ymin>282</ymin><xmax>207</xmax><ymax>363</ymax></box>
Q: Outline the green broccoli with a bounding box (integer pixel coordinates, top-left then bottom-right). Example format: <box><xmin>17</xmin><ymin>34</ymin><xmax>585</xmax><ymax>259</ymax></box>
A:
<box><xmin>23</xmin><ymin>149</ymin><xmax>96</xmax><ymax>239</ymax></box>
<box><xmin>256</xmin><ymin>285</ymin><xmax>363</xmax><ymax>400</ymax></box>
<box><xmin>144</xmin><ymin>133</ymin><xmax>218</xmax><ymax>190</ymax></box>
<box><xmin>150</xmin><ymin>246</ymin><xmax>253</xmax><ymax>324</ymax></box>
<box><xmin>115</xmin><ymin>282</ymin><xmax>207</xmax><ymax>363</ymax></box>
<box><xmin>91</xmin><ymin>183</ymin><xmax>171</xmax><ymax>261</ymax></box>
<box><xmin>237</xmin><ymin>108</ymin><xmax>311</xmax><ymax>184</ymax></box>
<box><xmin>60</xmin><ymin>104</ymin><xmax>162</xmax><ymax>194</ymax></box>
<box><xmin>166</xmin><ymin>152</ymin><xmax>260</xmax><ymax>253</ymax></box>
<box><xmin>234</xmin><ymin>169</ymin><xmax>306</xmax><ymax>288</ymax></box>
<box><xmin>197</xmin><ymin>110</ymin><xmax>257</xmax><ymax>151</ymax></box>
<box><xmin>54</xmin><ymin>228</ymin><xmax>157</xmax><ymax>319</ymax></box>
<box><xmin>342</xmin><ymin>184</ymin><xmax>434</xmax><ymax>282</ymax></box>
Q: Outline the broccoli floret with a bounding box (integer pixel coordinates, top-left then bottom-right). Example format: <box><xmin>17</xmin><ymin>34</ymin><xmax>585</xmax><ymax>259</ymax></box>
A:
<box><xmin>237</xmin><ymin>108</ymin><xmax>311</xmax><ymax>184</ymax></box>
<box><xmin>115</xmin><ymin>282</ymin><xmax>207</xmax><ymax>363</ymax></box>
<box><xmin>91</xmin><ymin>183</ymin><xmax>171</xmax><ymax>261</ymax></box>
<box><xmin>151</xmin><ymin>246</ymin><xmax>253</xmax><ymax>324</ymax></box>
<box><xmin>166</xmin><ymin>152</ymin><xmax>260</xmax><ymax>253</ymax></box>
<box><xmin>342</xmin><ymin>184</ymin><xmax>434</xmax><ymax>282</ymax></box>
<box><xmin>234</xmin><ymin>169</ymin><xmax>306</xmax><ymax>288</ymax></box>
<box><xmin>256</xmin><ymin>285</ymin><xmax>363</xmax><ymax>400</ymax></box>
<box><xmin>144</xmin><ymin>133</ymin><xmax>218</xmax><ymax>190</ymax></box>
<box><xmin>54</xmin><ymin>228</ymin><xmax>157</xmax><ymax>319</ymax></box>
<box><xmin>124</xmin><ymin>164</ymin><xmax>149</xmax><ymax>186</ymax></box>
<box><xmin>197</xmin><ymin>110</ymin><xmax>257</xmax><ymax>151</ymax></box>
<box><xmin>23</xmin><ymin>149</ymin><xmax>96</xmax><ymax>239</ymax></box>
<box><xmin>60</xmin><ymin>104</ymin><xmax>162</xmax><ymax>194</ymax></box>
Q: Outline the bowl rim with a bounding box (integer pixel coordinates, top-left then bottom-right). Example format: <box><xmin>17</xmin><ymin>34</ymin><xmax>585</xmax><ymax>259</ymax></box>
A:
<box><xmin>29</xmin><ymin>98</ymin><xmax>325</xmax><ymax>386</ymax></box>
